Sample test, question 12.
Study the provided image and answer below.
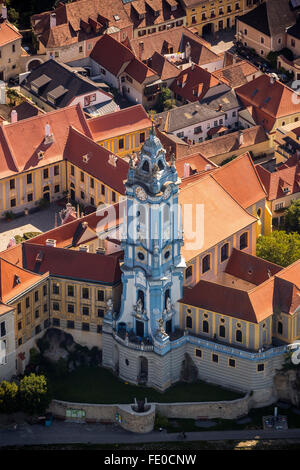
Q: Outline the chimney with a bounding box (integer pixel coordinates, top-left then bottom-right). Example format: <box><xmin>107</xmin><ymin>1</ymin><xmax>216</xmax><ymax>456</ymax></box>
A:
<box><xmin>11</xmin><ymin>110</ymin><xmax>18</xmax><ymax>123</ymax></box>
<box><xmin>183</xmin><ymin>162</ymin><xmax>191</xmax><ymax>178</ymax></box>
<box><xmin>82</xmin><ymin>221</ymin><xmax>88</xmax><ymax>229</ymax></box>
<box><xmin>191</xmin><ymin>63</ymin><xmax>195</xmax><ymax>71</ymax></box>
<box><xmin>205</xmin><ymin>164</ymin><xmax>212</xmax><ymax>171</ymax></box>
<box><xmin>270</xmin><ymin>74</ymin><xmax>275</xmax><ymax>85</ymax></box>
<box><xmin>96</xmin><ymin>239</ymin><xmax>106</xmax><ymax>254</ymax></box>
<box><xmin>238</xmin><ymin>131</ymin><xmax>244</xmax><ymax>146</ymax></box>
<box><xmin>46</xmin><ymin>239</ymin><xmax>57</xmax><ymax>247</ymax></box>
<box><xmin>139</xmin><ymin>41</ymin><xmax>144</xmax><ymax>59</ymax></box>
<box><xmin>44</xmin><ymin>122</ymin><xmax>54</xmax><ymax>145</ymax></box>
<box><xmin>50</xmin><ymin>13</ymin><xmax>56</xmax><ymax>28</ymax></box>
<box><xmin>1</xmin><ymin>4</ymin><xmax>7</xmax><ymax>20</ymax></box>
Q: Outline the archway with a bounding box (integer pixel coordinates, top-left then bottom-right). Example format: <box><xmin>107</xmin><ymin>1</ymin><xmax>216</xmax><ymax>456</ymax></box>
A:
<box><xmin>27</xmin><ymin>59</ymin><xmax>43</xmax><ymax>72</ymax></box>
<box><xmin>202</xmin><ymin>23</ymin><xmax>214</xmax><ymax>36</ymax></box>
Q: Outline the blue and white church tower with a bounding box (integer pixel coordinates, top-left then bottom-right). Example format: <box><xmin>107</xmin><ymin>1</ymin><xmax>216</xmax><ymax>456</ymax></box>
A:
<box><xmin>102</xmin><ymin>128</ymin><xmax>186</xmax><ymax>390</ymax></box>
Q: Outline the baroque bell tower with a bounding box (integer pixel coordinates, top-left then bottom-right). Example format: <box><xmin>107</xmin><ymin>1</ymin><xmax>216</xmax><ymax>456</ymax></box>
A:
<box><xmin>102</xmin><ymin>128</ymin><xmax>186</xmax><ymax>389</ymax></box>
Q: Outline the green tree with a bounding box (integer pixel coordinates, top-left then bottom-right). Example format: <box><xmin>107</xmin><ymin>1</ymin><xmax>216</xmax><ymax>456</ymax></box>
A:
<box><xmin>284</xmin><ymin>200</ymin><xmax>300</xmax><ymax>234</ymax></box>
<box><xmin>19</xmin><ymin>374</ymin><xmax>51</xmax><ymax>415</ymax></box>
<box><xmin>0</xmin><ymin>380</ymin><xmax>19</xmax><ymax>414</ymax></box>
<box><xmin>155</xmin><ymin>87</ymin><xmax>175</xmax><ymax>113</ymax></box>
<box><xmin>256</xmin><ymin>230</ymin><xmax>300</xmax><ymax>267</ymax></box>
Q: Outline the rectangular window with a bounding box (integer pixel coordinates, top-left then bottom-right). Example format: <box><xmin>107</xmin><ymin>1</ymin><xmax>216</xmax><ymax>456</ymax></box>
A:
<box><xmin>53</xmin><ymin>284</ymin><xmax>59</xmax><ymax>295</ymax></box>
<box><xmin>17</xmin><ymin>303</ymin><xmax>21</xmax><ymax>314</ymax></box>
<box><xmin>212</xmin><ymin>354</ymin><xmax>218</xmax><ymax>363</ymax></box>
<box><xmin>27</xmin><ymin>173</ymin><xmax>32</xmax><ymax>184</ymax></box>
<box><xmin>54</xmin><ymin>165</ymin><xmax>59</xmax><ymax>176</ymax></box>
<box><xmin>67</xmin><ymin>320</ymin><xmax>75</xmax><ymax>329</ymax></box>
<box><xmin>53</xmin><ymin>318</ymin><xmax>60</xmax><ymax>327</ymax></box>
<box><xmin>53</xmin><ymin>302</ymin><xmax>59</xmax><ymax>311</ymax></box>
<box><xmin>0</xmin><ymin>322</ymin><xmax>6</xmax><ymax>337</ymax></box>
<box><xmin>98</xmin><ymin>309</ymin><xmax>104</xmax><ymax>318</ymax></box>
<box><xmin>43</xmin><ymin>285</ymin><xmax>47</xmax><ymax>296</ymax></box>
<box><xmin>195</xmin><ymin>349</ymin><xmax>202</xmax><ymax>358</ymax></box>
<box><xmin>54</xmin><ymin>185</ymin><xmax>60</xmax><ymax>193</ymax></box>
<box><xmin>18</xmin><ymin>321</ymin><xmax>22</xmax><ymax>331</ymax></box>
<box><xmin>229</xmin><ymin>358</ymin><xmax>236</xmax><ymax>368</ymax></box>
<box><xmin>27</xmin><ymin>193</ymin><xmax>33</xmax><ymax>202</ymax></box>
<box><xmin>43</xmin><ymin>303</ymin><xmax>48</xmax><ymax>313</ymax></box>
<box><xmin>10</xmin><ymin>179</ymin><xmax>15</xmax><ymax>190</ymax></box>
<box><xmin>90</xmin><ymin>197</ymin><xmax>95</xmax><ymax>206</ymax></box>
<box><xmin>90</xmin><ymin>178</ymin><xmax>94</xmax><ymax>189</ymax></box>
<box><xmin>82</xmin><ymin>322</ymin><xmax>89</xmax><ymax>331</ymax></box>
<box><xmin>101</xmin><ymin>185</ymin><xmax>105</xmax><ymax>196</ymax></box>
<box><xmin>67</xmin><ymin>285</ymin><xmax>74</xmax><ymax>297</ymax></box>
<box><xmin>68</xmin><ymin>304</ymin><xmax>75</xmax><ymax>313</ymax></box>
<box><xmin>257</xmin><ymin>363</ymin><xmax>264</xmax><ymax>372</ymax></box>
<box><xmin>34</xmin><ymin>291</ymin><xmax>39</xmax><ymax>302</ymax></box>
<box><xmin>97</xmin><ymin>325</ymin><xmax>102</xmax><ymax>334</ymax></box>
<box><xmin>221</xmin><ymin>243</ymin><xmax>229</xmax><ymax>262</ymax></box>
<box><xmin>71</xmin><ymin>165</ymin><xmax>75</xmax><ymax>176</ymax></box>
<box><xmin>112</xmin><ymin>192</ymin><xmax>116</xmax><ymax>202</ymax></box>
<box><xmin>82</xmin><ymin>288</ymin><xmax>89</xmax><ymax>299</ymax></box>
<box><xmin>25</xmin><ymin>297</ymin><xmax>30</xmax><ymax>308</ymax></box>
<box><xmin>98</xmin><ymin>290</ymin><xmax>104</xmax><ymax>302</ymax></box>
<box><xmin>80</xmin><ymin>172</ymin><xmax>84</xmax><ymax>183</ymax></box>
<box><xmin>43</xmin><ymin>169</ymin><xmax>49</xmax><ymax>179</ymax></box>
<box><xmin>119</xmin><ymin>138</ymin><xmax>124</xmax><ymax>150</ymax></box>
<box><xmin>10</xmin><ymin>198</ymin><xmax>16</xmax><ymax>208</ymax></box>
<box><xmin>35</xmin><ymin>309</ymin><xmax>39</xmax><ymax>319</ymax></box>
<box><xmin>140</xmin><ymin>132</ymin><xmax>145</xmax><ymax>143</ymax></box>
<box><xmin>82</xmin><ymin>306</ymin><xmax>89</xmax><ymax>316</ymax></box>
<box><xmin>81</xmin><ymin>191</ymin><xmax>85</xmax><ymax>200</ymax></box>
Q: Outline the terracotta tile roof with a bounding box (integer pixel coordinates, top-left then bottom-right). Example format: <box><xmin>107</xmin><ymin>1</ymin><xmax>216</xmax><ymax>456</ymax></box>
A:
<box><xmin>0</xmin><ymin>258</ymin><xmax>48</xmax><ymax>304</ymax></box>
<box><xmin>179</xmin><ymin>174</ymin><xmax>256</xmax><ymax>260</ymax></box>
<box><xmin>173</xmin><ymin>125</ymin><xmax>267</xmax><ymax>160</ymax></box>
<box><xmin>0</xmin><ymin>20</ymin><xmax>22</xmax><ymax>47</ymax></box>
<box><xmin>23</xmin><ymin>243</ymin><xmax>122</xmax><ymax>285</ymax></box>
<box><xmin>212</xmin><ymin>61</ymin><xmax>260</xmax><ymax>89</ymax></box>
<box><xmin>0</xmin><ymin>104</ymin><xmax>91</xmax><ymax>178</ymax></box>
<box><xmin>90</xmin><ymin>33</ymin><xmax>134</xmax><ymax>76</ymax></box>
<box><xmin>211</xmin><ymin>152</ymin><xmax>267</xmax><ymax>209</ymax></box>
<box><xmin>175</xmin><ymin>152</ymin><xmax>217</xmax><ymax>178</ymax></box>
<box><xmin>256</xmin><ymin>161</ymin><xmax>300</xmax><ymax>201</ymax></box>
<box><xmin>124</xmin><ymin>0</ymin><xmax>185</xmax><ymax>30</ymax></box>
<box><xmin>273</xmin><ymin>259</ymin><xmax>300</xmax><ymax>314</ymax></box>
<box><xmin>128</xmin><ymin>26</ymin><xmax>219</xmax><ymax>65</ymax></box>
<box><xmin>90</xmin><ymin>34</ymin><xmax>156</xmax><ymax>83</ymax></box>
<box><xmin>179</xmin><ymin>277</ymin><xmax>275</xmax><ymax>324</ymax></box>
<box><xmin>0</xmin><ymin>303</ymin><xmax>14</xmax><ymax>316</ymax></box>
<box><xmin>64</xmin><ymin>126</ymin><xmax>129</xmax><ymax>194</ymax></box>
<box><xmin>171</xmin><ymin>64</ymin><xmax>221</xmax><ymax>102</ymax></box>
<box><xmin>32</xmin><ymin>0</ymin><xmax>132</xmax><ymax>48</ymax></box>
<box><xmin>236</xmin><ymin>75</ymin><xmax>300</xmax><ymax>126</ymax></box>
<box><xmin>225</xmin><ymin>248</ymin><xmax>283</xmax><ymax>285</ymax></box>
<box><xmin>87</xmin><ymin>104</ymin><xmax>152</xmax><ymax>142</ymax></box>
<box><xmin>147</xmin><ymin>52</ymin><xmax>179</xmax><ymax>80</ymax></box>
<box><xmin>26</xmin><ymin>202</ymin><xmax>124</xmax><ymax>249</ymax></box>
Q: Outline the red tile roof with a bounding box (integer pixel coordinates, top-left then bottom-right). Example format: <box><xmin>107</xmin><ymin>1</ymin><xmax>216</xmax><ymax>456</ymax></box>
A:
<box><xmin>0</xmin><ymin>20</ymin><xmax>22</xmax><ymax>47</ymax></box>
<box><xmin>87</xmin><ymin>104</ymin><xmax>152</xmax><ymax>142</ymax></box>
<box><xmin>171</xmin><ymin>64</ymin><xmax>221</xmax><ymax>102</ymax></box>
<box><xmin>256</xmin><ymin>161</ymin><xmax>300</xmax><ymax>201</ymax></box>
<box><xmin>90</xmin><ymin>34</ymin><xmax>156</xmax><ymax>83</ymax></box>
<box><xmin>211</xmin><ymin>152</ymin><xmax>267</xmax><ymax>209</ymax></box>
<box><xmin>64</xmin><ymin>126</ymin><xmax>129</xmax><ymax>194</ymax></box>
<box><xmin>0</xmin><ymin>104</ymin><xmax>91</xmax><ymax>178</ymax></box>
<box><xmin>236</xmin><ymin>75</ymin><xmax>300</xmax><ymax>130</ymax></box>
<box><xmin>212</xmin><ymin>60</ymin><xmax>260</xmax><ymax>88</ymax></box>
<box><xmin>23</xmin><ymin>243</ymin><xmax>122</xmax><ymax>285</ymax></box>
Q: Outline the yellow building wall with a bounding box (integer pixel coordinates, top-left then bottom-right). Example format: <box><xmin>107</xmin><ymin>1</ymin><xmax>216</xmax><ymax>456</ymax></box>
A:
<box><xmin>97</xmin><ymin>128</ymin><xmax>151</xmax><ymax>158</ymax></box>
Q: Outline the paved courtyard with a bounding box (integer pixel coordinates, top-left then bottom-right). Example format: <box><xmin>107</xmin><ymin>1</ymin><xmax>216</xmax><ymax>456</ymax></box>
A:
<box><xmin>0</xmin><ymin>203</ymin><xmax>62</xmax><ymax>251</ymax></box>
<box><xmin>204</xmin><ymin>29</ymin><xmax>235</xmax><ymax>55</ymax></box>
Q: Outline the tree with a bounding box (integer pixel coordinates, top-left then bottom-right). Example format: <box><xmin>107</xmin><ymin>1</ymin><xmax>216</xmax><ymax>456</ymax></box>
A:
<box><xmin>19</xmin><ymin>374</ymin><xmax>51</xmax><ymax>415</ymax></box>
<box><xmin>256</xmin><ymin>230</ymin><xmax>300</xmax><ymax>267</ymax></box>
<box><xmin>284</xmin><ymin>200</ymin><xmax>300</xmax><ymax>234</ymax></box>
<box><xmin>0</xmin><ymin>380</ymin><xmax>19</xmax><ymax>414</ymax></box>
<box><xmin>155</xmin><ymin>87</ymin><xmax>176</xmax><ymax>113</ymax></box>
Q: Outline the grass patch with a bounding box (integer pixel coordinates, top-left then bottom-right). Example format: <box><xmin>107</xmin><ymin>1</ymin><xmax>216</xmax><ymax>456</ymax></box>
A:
<box><xmin>46</xmin><ymin>366</ymin><xmax>243</xmax><ymax>404</ymax></box>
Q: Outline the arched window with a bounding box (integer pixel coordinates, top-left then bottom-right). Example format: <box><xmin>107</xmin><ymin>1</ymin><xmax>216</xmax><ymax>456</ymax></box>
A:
<box><xmin>186</xmin><ymin>316</ymin><xmax>192</xmax><ymax>328</ymax></box>
<box><xmin>185</xmin><ymin>266</ymin><xmax>193</xmax><ymax>280</ymax></box>
<box><xmin>202</xmin><ymin>254</ymin><xmax>210</xmax><ymax>273</ymax></box>
<box><xmin>236</xmin><ymin>330</ymin><xmax>242</xmax><ymax>342</ymax></box>
<box><xmin>142</xmin><ymin>160</ymin><xmax>149</xmax><ymax>172</ymax></box>
<box><xmin>203</xmin><ymin>320</ymin><xmax>209</xmax><ymax>333</ymax></box>
<box><xmin>221</xmin><ymin>243</ymin><xmax>229</xmax><ymax>262</ymax></box>
<box><xmin>158</xmin><ymin>159</ymin><xmax>164</xmax><ymax>170</ymax></box>
<box><xmin>219</xmin><ymin>325</ymin><xmax>226</xmax><ymax>338</ymax></box>
<box><xmin>277</xmin><ymin>321</ymin><xmax>283</xmax><ymax>335</ymax></box>
<box><xmin>239</xmin><ymin>232</ymin><xmax>248</xmax><ymax>250</ymax></box>
<box><xmin>137</xmin><ymin>204</ymin><xmax>146</xmax><ymax>225</ymax></box>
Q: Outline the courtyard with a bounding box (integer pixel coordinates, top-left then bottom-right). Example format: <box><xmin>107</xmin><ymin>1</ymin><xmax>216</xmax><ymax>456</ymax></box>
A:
<box><xmin>45</xmin><ymin>365</ymin><xmax>243</xmax><ymax>404</ymax></box>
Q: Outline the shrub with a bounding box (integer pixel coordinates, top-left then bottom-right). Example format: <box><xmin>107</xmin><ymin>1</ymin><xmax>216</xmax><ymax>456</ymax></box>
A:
<box><xmin>154</xmin><ymin>412</ymin><xmax>169</xmax><ymax>430</ymax></box>
<box><xmin>0</xmin><ymin>380</ymin><xmax>19</xmax><ymax>414</ymax></box>
<box><xmin>19</xmin><ymin>373</ymin><xmax>51</xmax><ymax>415</ymax></box>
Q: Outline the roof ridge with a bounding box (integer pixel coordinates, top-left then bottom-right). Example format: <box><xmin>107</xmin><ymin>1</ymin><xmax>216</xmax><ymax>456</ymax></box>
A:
<box><xmin>0</xmin><ymin>125</ymin><xmax>19</xmax><ymax>173</ymax></box>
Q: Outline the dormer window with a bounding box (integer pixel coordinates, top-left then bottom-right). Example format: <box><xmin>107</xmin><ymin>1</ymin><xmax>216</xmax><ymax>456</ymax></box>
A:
<box><xmin>14</xmin><ymin>275</ymin><xmax>21</xmax><ymax>285</ymax></box>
